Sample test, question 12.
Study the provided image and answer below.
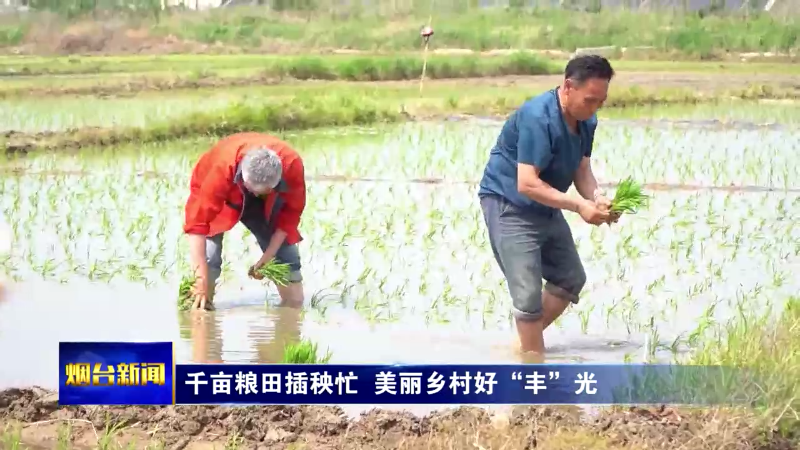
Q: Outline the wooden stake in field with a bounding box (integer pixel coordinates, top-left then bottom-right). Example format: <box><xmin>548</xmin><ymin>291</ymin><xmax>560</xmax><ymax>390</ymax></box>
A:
<box><xmin>419</xmin><ymin>22</ymin><xmax>434</xmax><ymax>94</ymax></box>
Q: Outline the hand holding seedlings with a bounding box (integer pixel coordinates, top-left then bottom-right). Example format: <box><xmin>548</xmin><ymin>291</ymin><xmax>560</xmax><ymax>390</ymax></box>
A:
<box><xmin>593</xmin><ymin>190</ymin><xmax>621</xmax><ymax>225</ymax></box>
<box><xmin>577</xmin><ymin>199</ymin><xmax>611</xmax><ymax>226</ymax></box>
<box><xmin>250</xmin><ymin>258</ymin><xmax>292</xmax><ymax>287</ymax></box>
<box><xmin>177</xmin><ymin>274</ymin><xmax>213</xmax><ymax>311</ymax></box>
<box><xmin>191</xmin><ymin>277</ymin><xmax>212</xmax><ymax>311</ymax></box>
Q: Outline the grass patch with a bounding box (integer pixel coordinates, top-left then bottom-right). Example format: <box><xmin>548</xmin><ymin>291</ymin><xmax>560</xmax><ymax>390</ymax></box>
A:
<box><xmin>687</xmin><ymin>296</ymin><xmax>800</xmax><ymax>439</ymax></box>
<box><xmin>0</xmin><ymin>52</ymin><xmax>559</xmax><ymax>78</ymax></box>
<box><xmin>4</xmin><ymin>6</ymin><xmax>800</xmax><ymax>58</ymax></box>
<box><xmin>0</xmin><ymin>24</ymin><xmax>26</xmax><ymax>47</ymax></box>
<box><xmin>32</xmin><ymin>7</ymin><xmax>800</xmax><ymax>56</ymax></box>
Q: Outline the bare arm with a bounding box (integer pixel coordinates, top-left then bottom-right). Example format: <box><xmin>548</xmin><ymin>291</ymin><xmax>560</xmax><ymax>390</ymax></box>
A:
<box><xmin>573</xmin><ymin>156</ymin><xmax>602</xmax><ymax>201</ymax></box>
<box><xmin>517</xmin><ymin>163</ymin><xmax>586</xmax><ymax>213</ymax></box>
<box><xmin>255</xmin><ymin>229</ymin><xmax>288</xmax><ymax>268</ymax></box>
<box><xmin>187</xmin><ymin>234</ymin><xmax>209</xmax><ymax>283</ymax></box>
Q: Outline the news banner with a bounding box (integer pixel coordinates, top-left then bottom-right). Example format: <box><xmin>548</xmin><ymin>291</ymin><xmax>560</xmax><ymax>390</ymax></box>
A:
<box><xmin>59</xmin><ymin>342</ymin><xmax>753</xmax><ymax>406</ymax></box>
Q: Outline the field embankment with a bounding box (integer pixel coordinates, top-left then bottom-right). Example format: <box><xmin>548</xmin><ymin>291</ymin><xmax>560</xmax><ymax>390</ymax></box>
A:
<box><xmin>0</xmin><ymin>394</ymin><xmax>792</xmax><ymax>450</ymax></box>
<box><xmin>4</xmin><ymin>76</ymin><xmax>800</xmax><ymax>153</ymax></box>
<box><xmin>2</xmin><ymin>54</ymin><xmax>800</xmax><ymax>99</ymax></box>
<box><xmin>0</xmin><ymin>7</ymin><xmax>798</xmax><ymax>60</ymax></box>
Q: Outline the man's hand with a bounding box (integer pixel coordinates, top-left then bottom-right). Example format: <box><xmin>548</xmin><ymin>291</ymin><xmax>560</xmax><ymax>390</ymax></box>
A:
<box><xmin>190</xmin><ymin>277</ymin><xmax>213</xmax><ymax>311</ymax></box>
<box><xmin>577</xmin><ymin>199</ymin><xmax>610</xmax><ymax>226</ymax></box>
<box><xmin>248</xmin><ymin>249</ymin><xmax>276</xmax><ymax>281</ymax></box>
<box><xmin>594</xmin><ymin>194</ymin><xmax>621</xmax><ymax>225</ymax></box>
<box><xmin>248</xmin><ymin>265</ymin><xmax>265</xmax><ymax>281</ymax></box>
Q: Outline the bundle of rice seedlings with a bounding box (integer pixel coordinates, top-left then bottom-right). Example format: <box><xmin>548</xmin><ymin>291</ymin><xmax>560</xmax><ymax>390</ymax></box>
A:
<box><xmin>256</xmin><ymin>258</ymin><xmax>292</xmax><ymax>286</ymax></box>
<box><xmin>610</xmin><ymin>177</ymin><xmax>650</xmax><ymax>214</ymax></box>
<box><xmin>177</xmin><ymin>275</ymin><xmax>195</xmax><ymax>311</ymax></box>
<box><xmin>281</xmin><ymin>339</ymin><xmax>333</xmax><ymax>364</ymax></box>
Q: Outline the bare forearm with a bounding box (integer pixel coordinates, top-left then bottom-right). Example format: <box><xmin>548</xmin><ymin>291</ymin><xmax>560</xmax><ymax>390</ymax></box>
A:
<box><xmin>187</xmin><ymin>233</ymin><xmax>208</xmax><ymax>280</ymax></box>
<box><xmin>258</xmin><ymin>229</ymin><xmax>287</xmax><ymax>265</ymax></box>
<box><xmin>519</xmin><ymin>179</ymin><xmax>584</xmax><ymax>213</ymax></box>
<box><xmin>574</xmin><ymin>170</ymin><xmax>600</xmax><ymax>200</ymax></box>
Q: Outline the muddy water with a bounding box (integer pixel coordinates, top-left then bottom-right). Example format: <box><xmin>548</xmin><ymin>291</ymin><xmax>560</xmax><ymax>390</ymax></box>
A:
<box><xmin>0</xmin><ymin>116</ymin><xmax>798</xmax><ymax>415</ymax></box>
<box><xmin>0</xmin><ymin>279</ymin><xmax>594</xmax><ymax>417</ymax></box>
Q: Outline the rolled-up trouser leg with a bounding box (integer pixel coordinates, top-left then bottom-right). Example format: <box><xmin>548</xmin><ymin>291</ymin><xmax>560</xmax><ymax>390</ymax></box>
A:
<box><xmin>480</xmin><ymin>194</ymin><xmax>586</xmax><ymax>321</ymax></box>
<box><xmin>481</xmin><ymin>194</ymin><xmax>546</xmax><ymax>321</ymax></box>
<box><xmin>205</xmin><ymin>233</ymin><xmax>224</xmax><ymax>299</ymax></box>
<box><xmin>540</xmin><ymin>212</ymin><xmax>586</xmax><ymax>304</ymax></box>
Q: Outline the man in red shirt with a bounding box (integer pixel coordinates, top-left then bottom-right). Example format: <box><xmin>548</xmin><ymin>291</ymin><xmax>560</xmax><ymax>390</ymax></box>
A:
<box><xmin>183</xmin><ymin>132</ymin><xmax>306</xmax><ymax>311</ymax></box>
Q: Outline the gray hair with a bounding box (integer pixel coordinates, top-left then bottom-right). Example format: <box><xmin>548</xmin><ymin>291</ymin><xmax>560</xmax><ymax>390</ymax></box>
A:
<box><xmin>241</xmin><ymin>147</ymin><xmax>282</xmax><ymax>190</ymax></box>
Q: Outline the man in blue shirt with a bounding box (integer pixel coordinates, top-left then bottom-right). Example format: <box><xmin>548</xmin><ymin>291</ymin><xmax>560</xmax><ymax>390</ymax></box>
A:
<box><xmin>478</xmin><ymin>55</ymin><xmax>619</xmax><ymax>359</ymax></box>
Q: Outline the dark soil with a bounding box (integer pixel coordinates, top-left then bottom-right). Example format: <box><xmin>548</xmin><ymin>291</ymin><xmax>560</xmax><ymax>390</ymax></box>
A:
<box><xmin>0</xmin><ymin>387</ymin><xmax>795</xmax><ymax>450</ymax></box>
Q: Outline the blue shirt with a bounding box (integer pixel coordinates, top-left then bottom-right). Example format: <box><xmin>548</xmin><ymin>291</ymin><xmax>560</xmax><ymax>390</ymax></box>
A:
<box><xmin>478</xmin><ymin>87</ymin><xmax>597</xmax><ymax>215</ymax></box>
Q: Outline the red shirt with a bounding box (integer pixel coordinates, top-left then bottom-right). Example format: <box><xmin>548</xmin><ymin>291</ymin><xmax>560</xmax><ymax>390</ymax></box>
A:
<box><xmin>183</xmin><ymin>132</ymin><xmax>305</xmax><ymax>245</ymax></box>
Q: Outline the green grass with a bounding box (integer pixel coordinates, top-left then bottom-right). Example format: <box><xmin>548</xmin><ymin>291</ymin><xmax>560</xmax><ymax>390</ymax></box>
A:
<box><xmin>688</xmin><ymin>297</ymin><xmax>799</xmax><ymax>439</ymax></box>
<box><xmin>156</xmin><ymin>8</ymin><xmax>800</xmax><ymax>57</ymax></box>
<box><xmin>0</xmin><ymin>52</ymin><xmax>558</xmax><ymax>78</ymax></box>
<box><xmin>3</xmin><ymin>6</ymin><xmax>799</xmax><ymax>58</ymax></box>
<box><xmin>9</xmin><ymin>6</ymin><xmax>798</xmax><ymax>57</ymax></box>
<box><xmin>1</xmin><ymin>57</ymin><xmax>799</xmax><ymax>101</ymax></box>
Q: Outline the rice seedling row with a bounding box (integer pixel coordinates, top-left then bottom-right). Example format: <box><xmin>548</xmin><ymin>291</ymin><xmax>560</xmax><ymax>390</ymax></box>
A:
<box><xmin>0</xmin><ymin>120</ymin><xmax>798</xmax><ymax>365</ymax></box>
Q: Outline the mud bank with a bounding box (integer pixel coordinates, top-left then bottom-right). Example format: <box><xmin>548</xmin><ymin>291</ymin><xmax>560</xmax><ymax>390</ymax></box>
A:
<box><xmin>0</xmin><ymin>73</ymin><xmax>286</xmax><ymax>100</ymax></box>
<box><xmin>0</xmin><ymin>388</ymin><xmax>794</xmax><ymax>450</ymax></box>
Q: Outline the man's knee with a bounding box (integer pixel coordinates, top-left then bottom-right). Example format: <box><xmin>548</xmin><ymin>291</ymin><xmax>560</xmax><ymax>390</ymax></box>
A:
<box><xmin>287</xmin><ymin>270</ymin><xmax>303</xmax><ymax>283</ymax></box>
<box><xmin>511</xmin><ymin>285</ymin><xmax>544</xmax><ymax>322</ymax></box>
<box><xmin>545</xmin><ymin>263</ymin><xmax>586</xmax><ymax>305</ymax></box>
<box><xmin>504</xmin><ymin>257</ymin><xmax>545</xmax><ymax>322</ymax></box>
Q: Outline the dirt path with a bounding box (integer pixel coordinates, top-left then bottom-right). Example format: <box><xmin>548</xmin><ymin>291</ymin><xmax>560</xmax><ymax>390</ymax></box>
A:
<box><xmin>0</xmin><ymin>388</ymin><xmax>794</xmax><ymax>450</ymax></box>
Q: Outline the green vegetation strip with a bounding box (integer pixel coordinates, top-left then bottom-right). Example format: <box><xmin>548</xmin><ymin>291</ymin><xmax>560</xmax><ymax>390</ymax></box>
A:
<box><xmin>3</xmin><ymin>7</ymin><xmax>799</xmax><ymax>58</ymax></box>
<box><xmin>1</xmin><ymin>57</ymin><xmax>798</xmax><ymax>100</ymax></box>
<box><xmin>0</xmin><ymin>53</ymin><xmax>558</xmax><ymax>78</ymax></box>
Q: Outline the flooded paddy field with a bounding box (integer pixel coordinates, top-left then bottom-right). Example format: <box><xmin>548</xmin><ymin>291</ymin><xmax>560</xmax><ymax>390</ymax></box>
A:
<box><xmin>0</xmin><ymin>104</ymin><xmax>798</xmax><ymax>449</ymax></box>
<box><xmin>1</xmin><ymin>114</ymin><xmax>798</xmax><ymax>375</ymax></box>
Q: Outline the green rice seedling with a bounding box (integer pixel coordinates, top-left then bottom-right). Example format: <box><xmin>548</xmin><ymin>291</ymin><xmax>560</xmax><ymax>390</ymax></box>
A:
<box><xmin>281</xmin><ymin>339</ymin><xmax>332</xmax><ymax>364</ymax></box>
<box><xmin>177</xmin><ymin>274</ymin><xmax>196</xmax><ymax>311</ymax></box>
<box><xmin>610</xmin><ymin>177</ymin><xmax>650</xmax><ymax>214</ymax></box>
<box><xmin>256</xmin><ymin>258</ymin><xmax>291</xmax><ymax>287</ymax></box>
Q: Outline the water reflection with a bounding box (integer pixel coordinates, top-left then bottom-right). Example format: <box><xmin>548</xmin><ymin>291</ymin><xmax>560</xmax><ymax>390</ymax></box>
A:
<box><xmin>177</xmin><ymin>304</ymin><xmax>303</xmax><ymax>364</ymax></box>
<box><xmin>251</xmin><ymin>306</ymin><xmax>302</xmax><ymax>364</ymax></box>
